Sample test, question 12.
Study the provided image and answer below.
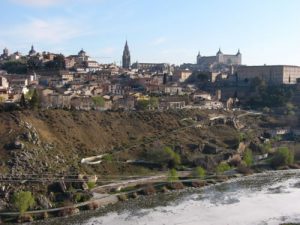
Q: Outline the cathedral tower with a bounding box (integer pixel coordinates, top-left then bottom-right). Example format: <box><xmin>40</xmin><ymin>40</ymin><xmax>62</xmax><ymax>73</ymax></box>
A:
<box><xmin>122</xmin><ymin>41</ymin><xmax>131</xmax><ymax>69</ymax></box>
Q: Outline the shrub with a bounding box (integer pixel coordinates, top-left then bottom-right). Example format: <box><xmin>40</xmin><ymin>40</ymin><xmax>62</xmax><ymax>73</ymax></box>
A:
<box><xmin>270</xmin><ymin>147</ymin><xmax>294</xmax><ymax>168</ymax></box>
<box><xmin>191</xmin><ymin>166</ymin><xmax>206</xmax><ymax>179</ymax></box>
<box><xmin>243</xmin><ymin>149</ymin><xmax>253</xmax><ymax>167</ymax></box>
<box><xmin>239</xmin><ymin>133</ymin><xmax>246</xmax><ymax>142</ymax></box>
<box><xmin>102</xmin><ymin>154</ymin><xmax>114</xmax><ymax>162</ymax></box>
<box><xmin>261</xmin><ymin>142</ymin><xmax>272</xmax><ymax>153</ymax></box>
<box><xmin>216</xmin><ymin>162</ymin><xmax>231</xmax><ymax>174</ymax></box>
<box><xmin>136</xmin><ymin>100</ymin><xmax>150</xmax><ymax>110</ymax></box>
<box><xmin>87</xmin><ymin>182</ymin><xmax>96</xmax><ymax>190</ymax></box>
<box><xmin>73</xmin><ymin>192</ymin><xmax>91</xmax><ymax>203</ymax></box>
<box><xmin>92</xmin><ymin>96</ymin><xmax>105</xmax><ymax>107</ymax></box>
<box><xmin>167</xmin><ymin>169</ymin><xmax>179</xmax><ymax>182</ymax></box>
<box><xmin>29</xmin><ymin>89</ymin><xmax>40</xmax><ymax>109</ymax></box>
<box><xmin>164</xmin><ymin>147</ymin><xmax>181</xmax><ymax>168</ymax></box>
<box><xmin>13</xmin><ymin>191</ymin><xmax>35</xmax><ymax>215</ymax></box>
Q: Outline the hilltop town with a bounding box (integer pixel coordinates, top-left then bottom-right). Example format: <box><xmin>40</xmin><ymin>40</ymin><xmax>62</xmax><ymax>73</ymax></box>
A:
<box><xmin>1</xmin><ymin>42</ymin><xmax>300</xmax><ymax>112</ymax></box>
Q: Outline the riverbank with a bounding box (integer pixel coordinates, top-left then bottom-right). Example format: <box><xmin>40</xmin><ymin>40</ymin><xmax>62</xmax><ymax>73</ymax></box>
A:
<box><xmin>2</xmin><ymin>166</ymin><xmax>300</xmax><ymax>224</ymax></box>
<box><xmin>0</xmin><ymin>170</ymin><xmax>240</xmax><ymax>223</ymax></box>
<box><xmin>13</xmin><ymin>168</ymin><xmax>300</xmax><ymax>225</ymax></box>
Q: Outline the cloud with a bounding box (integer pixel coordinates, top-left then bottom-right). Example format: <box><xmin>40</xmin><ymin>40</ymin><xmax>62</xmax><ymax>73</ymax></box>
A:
<box><xmin>152</xmin><ymin>37</ymin><xmax>167</xmax><ymax>46</ymax></box>
<box><xmin>4</xmin><ymin>17</ymin><xmax>91</xmax><ymax>45</ymax></box>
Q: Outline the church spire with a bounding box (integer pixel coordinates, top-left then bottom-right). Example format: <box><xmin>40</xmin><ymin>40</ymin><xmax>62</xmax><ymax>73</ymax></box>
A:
<box><xmin>122</xmin><ymin>40</ymin><xmax>131</xmax><ymax>69</ymax></box>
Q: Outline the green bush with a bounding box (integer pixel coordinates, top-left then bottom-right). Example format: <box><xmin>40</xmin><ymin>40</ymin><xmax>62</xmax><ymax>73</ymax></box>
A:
<box><xmin>92</xmin><ymin>96</ymin><xmax>105</xmax><ymax>107</ymax></box>
<box><xmin>270</xmin><ymin>147</ymin><xmax>294</xmax><ymax>168</ymax></box>
<box><xmin>243</xmin><ymin>149</ymin><xmax>253</xmax><ymax>167</ymax></box>
<box><xmin>239</xmin><ymin>133</ymin><xmax>246</xmax><ymax>142</ymax></box>
<box><xmin>13</xmin><ymin>191</ymin><xmax>35</xmax><ymax>215</ymax></box>
<box><xmin>136</xmin><ymin>100</ymin><xmax>150</xmax><ymax>110</ymax></box>
<box><xmin>74</xmin><ymin>192</ymin><xmax>91</xmax><ymax>203</ymax></box>
<box><xmin>167</xmin><ymin>169</ymin><xmax>179</xmax><ymax>182</ymax></box>
<box><xmin>29</xmin><ymin>89</ymin><xmax>40</xmax><ymax>109</ymax></box>
<box><xmin>87</xmin><ymin>182</ymin><xmax>96</xmax><ymax>190</ymax></box>
<box><xmin>144</xmin><ymin>146</ymin><xmax>181</xmax><ymax>168</ymax></box>
<box><xmin>164</xmin><ymin>147</ymin><xmax>181</xmax><ymax>168</ymax></box>
<box><xmin>192</xmin><ymin>167</ymin><xmax>206</xmax><ymax>179</ymax></box>
<box><xmin>261</xmin><ymin>142</ymin><xmax>272</xmax><ymax>153</ymax></box>
<box><xmin>102</xmin><ymin>154</ymin><xmax>114</xmax><ymax>162</ymax></box>
<box><xmin>216</xmin><ymin>162</ymin><xmax>231</xmax><ymax>174</ymax></box>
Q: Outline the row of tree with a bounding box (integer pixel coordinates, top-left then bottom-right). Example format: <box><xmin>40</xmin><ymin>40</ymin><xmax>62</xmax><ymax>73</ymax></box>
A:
<box><xmin>1</xmin><ymin>54</ymin><xmax>66</xmax><ymax>74</ymax></box>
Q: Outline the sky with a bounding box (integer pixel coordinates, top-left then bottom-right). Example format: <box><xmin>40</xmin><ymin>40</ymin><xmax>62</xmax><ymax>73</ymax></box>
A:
<box><xmin>0</xmin><ymin>0</ymin><xmax>300</xmax><ymax>65</ymax></box>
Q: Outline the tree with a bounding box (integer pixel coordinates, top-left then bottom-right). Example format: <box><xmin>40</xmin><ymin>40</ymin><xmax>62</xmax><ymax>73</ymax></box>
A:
<box><xmin>0</xmin><ymin>96</ymin><xmax>5</xmax><ymax>103</ymax></box>
<box><xmin>92</xmin><ymin>96</ymin><xmax>105</xmax><ymax>107</ymax></box>
<box><xmin>53</xmin><ymin>54</ymin><xmax>66</xmax><ymax>70</ymax></box>
<box><xmin>167</xmin><ymin>169</ymin><xmax>179</xmax><ymax>182</ymax></box>
<box><xmin>1</xmin><ymin>61</ymin><xmax>27</xmax><ymax>74</ymax></box>
<box><xmin>216</xmin><ymin>162</ymin><xmax>231</xmax><ymax>174</ymax></box>
<box><xmin>45</xmin><ymin>54</ymin><xmax>66</xmax><ymax>70</ymax></box>
<box><xmin>20</xmin><ymin>93</ymin><xmax>27</xmax><ymax>109</ymax></box>
<box><xmin>29</xmin><ymin>89</ymin><xmax>39</xmax><ymax>109</ymax></box>
<box><xmin>149</xmin><ymin>97</ymin><xmax>159</xmax><ymax>109</ymax></box>
<box><xmin>192</xmin><ymin>166</ymin><xmax>206</xmax><ymax>179</ymax></box>
<box><xmin>13</xmin><ymin>191</ymin><xmax>35</xmax><ymax>215</ymax></box>
<box><xmin>164</xmin><ymin>146</ymin><xmax>181</xmax><ymax>168</ymax></box>
<box><xmin>243</xmin><ymin>149</ymin><xmax>253</xmax><ymax>167</ymax></box>
<box><xmin>270</xmin><ymin>147</ymin><xmax>294</xmax><ymax>168</ymax></box>
<box><xmin>136</xmin><ymin>100</ymin><xmax>150</xmax><ymax>110</ymax></box>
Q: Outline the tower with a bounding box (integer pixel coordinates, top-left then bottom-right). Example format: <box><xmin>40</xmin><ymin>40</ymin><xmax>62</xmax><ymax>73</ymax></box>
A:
<box><xmin>122</xmin><ymin>41</ymin><xmax>131</xmax><ymax>69</ymax></box>
<box><xmin>29</xmin><ymin>45</ymin><xmax>37</xmax><ymax>56</ymax></box>
<box><xmin>3</xmin><ymin>47</ymin><xmax>8</xmax><ymax>57</ymax></box>
<box><xmin>216</xmin><ymin>48</ymin><xmax>224</xmax><ymax>64</ymax></box>
<box><xmin>236</xmin><ymin>49</ymin><xmax>242</xmax><ymax>64</ymax></box>
<box><xmin>196</xmin><ymin>51</ymin><xmax>201</xmax><ymax>64</ymax></box>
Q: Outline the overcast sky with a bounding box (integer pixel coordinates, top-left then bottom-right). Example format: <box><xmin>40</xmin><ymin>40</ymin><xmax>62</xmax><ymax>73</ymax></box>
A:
<box><xmin>1</xmin><ymin>0</ymin><xmax>300</xmax><ymax>66</ymax></box>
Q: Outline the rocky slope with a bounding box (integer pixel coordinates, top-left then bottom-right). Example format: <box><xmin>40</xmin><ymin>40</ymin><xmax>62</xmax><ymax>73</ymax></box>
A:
<box><xmin>0</xmin><ymin>108</ymin><xmax>297</xmax><ymax>215</ymax></box>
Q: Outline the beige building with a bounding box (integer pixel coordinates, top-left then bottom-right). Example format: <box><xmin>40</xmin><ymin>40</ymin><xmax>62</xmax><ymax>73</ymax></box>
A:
<box><xmin>174</xmin><ymin>69</ymin><xmax>193</xmax><ymax>82</ymax></box>
<box><xmin>237</xmin><ymin>65</ymin><xmax>300</xmax><ymax>85</ymax></box>
<box><xmin>0</xmin><ymin>76</ymin><xmax>9</xmax><ymax>89</ymax></box>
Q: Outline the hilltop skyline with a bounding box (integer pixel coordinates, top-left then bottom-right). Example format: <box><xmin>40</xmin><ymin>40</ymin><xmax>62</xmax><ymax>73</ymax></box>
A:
<box><xmin>1</xmin><ymin>0</ymin><xmax>300</xmax><ymax>65</ymax></box>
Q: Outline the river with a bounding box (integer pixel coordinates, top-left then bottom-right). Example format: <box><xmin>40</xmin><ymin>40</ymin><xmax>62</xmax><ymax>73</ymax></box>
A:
<box><xmin>34</xmin><ymin>170</ymin><xmax>300</xmax><ymax>225</ymax></box>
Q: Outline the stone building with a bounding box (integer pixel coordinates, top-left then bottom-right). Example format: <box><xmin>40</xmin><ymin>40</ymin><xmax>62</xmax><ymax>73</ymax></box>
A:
<box><xmin>196</xmin><ymin>49</ymin><xmax>242</xmax><ymax>70</ymax></box>
<box><xmin>0</xmin><ymin>48</ymin><xmax>9</xmax><ymax>60</ymax></box>
<box><xmin>28</xmin><ymin>45</ymin><xmax>37</xmax><ymax>57</ymax></box>
<box><xmin>122</xmin><ymin>41</ymin><xmax>131</xmax><ymax>69</ymax></box>
<box><xmin>174</xmin><ymin>69</ymin><xmax>193</xmax><ymax>82</ymax></box>
<box><xmin>237</xmin><ymin>65</ymin><xmax>300</xmax><ymax>85</ymax></box>
<box><xmin>131</xmin><ymin>62</ymin><xmax>170</xmax><ymax>74</ymax></box>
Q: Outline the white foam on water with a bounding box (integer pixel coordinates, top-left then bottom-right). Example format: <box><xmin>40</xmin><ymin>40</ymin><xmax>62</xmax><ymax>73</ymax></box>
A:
<box><xmin>82</xmin><ymin>174</ymin><xmax>300</xmax><ymax>225</ymax></box>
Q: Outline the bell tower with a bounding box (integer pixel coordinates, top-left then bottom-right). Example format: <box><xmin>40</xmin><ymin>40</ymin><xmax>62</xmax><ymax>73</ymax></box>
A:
<box><xmin>122</xmin><ymin>40</ymin><xmax>131</xmax><ymax>69</ymax></box>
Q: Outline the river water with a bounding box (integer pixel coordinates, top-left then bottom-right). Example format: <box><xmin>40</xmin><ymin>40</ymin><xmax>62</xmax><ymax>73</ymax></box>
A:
<box><xmin>36</xmin><ymin>170</ymin><xmax>300</xmax><ymax>225</ymax></box>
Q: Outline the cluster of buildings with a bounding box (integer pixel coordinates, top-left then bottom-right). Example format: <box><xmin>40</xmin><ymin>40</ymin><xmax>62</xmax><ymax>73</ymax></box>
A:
<box><xmin>0</xmin><ymin>42</ymin><xmax>224</xmax><ymax>110</ymax></box>
<box><xmin>0</xmin><ymin>41</ymin><xmax>300</xmax><ymax>111</ymax></box>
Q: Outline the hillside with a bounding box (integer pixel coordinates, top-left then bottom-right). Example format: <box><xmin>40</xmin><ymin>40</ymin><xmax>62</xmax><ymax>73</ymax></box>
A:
<box><xmin>0</xmin><ymin>109</ymin><xmax>245</xmax><ymax>176</ymax></box>
<box><xmin>0</xmin><ymin>108</ymin><xmax>299</xmax><ymax>218</ymax></box>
